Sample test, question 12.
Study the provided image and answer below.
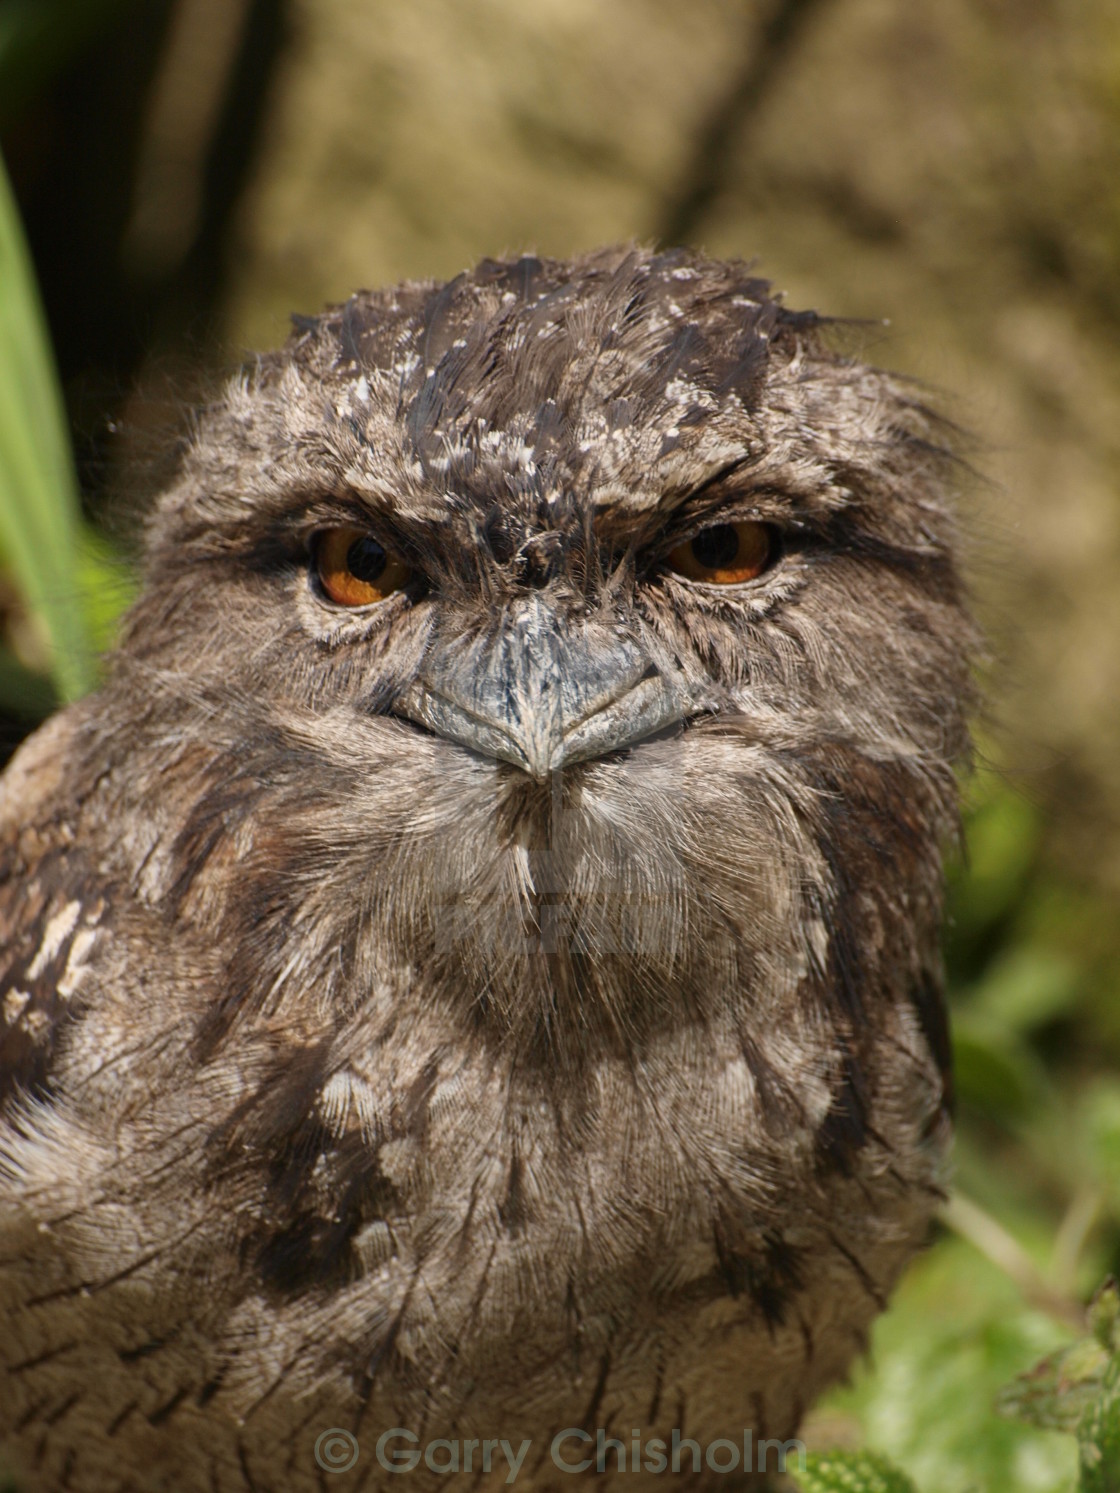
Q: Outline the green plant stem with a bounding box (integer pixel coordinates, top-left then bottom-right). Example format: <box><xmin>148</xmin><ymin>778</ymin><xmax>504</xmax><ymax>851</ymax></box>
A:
<box><xmin>943</xmin><ymin>1191</ymin><xmax>1086</xmax><ymax>1331</ymax></box>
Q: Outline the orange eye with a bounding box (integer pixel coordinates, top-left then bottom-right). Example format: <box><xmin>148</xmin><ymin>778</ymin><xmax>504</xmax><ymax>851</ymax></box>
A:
<box><xmin>665</xmin><ymin>520</ymin><xmax>773</xmax><ymax>585</ymax></box>
<box><xmin>315</xmin><ymin>526</ymin><xmax>412</xmax><ymax>606</ymax></box>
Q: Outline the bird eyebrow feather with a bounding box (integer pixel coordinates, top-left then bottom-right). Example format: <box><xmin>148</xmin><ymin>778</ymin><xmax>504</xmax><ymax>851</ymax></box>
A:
<box><xmin>222</xmin><ymin>489</ymin><xmax>432</xmax><ymax>561</ymax></box>
<box><xmin>610</xmin><ymin>482</ymin><xmax>799</xmax><ymax>561</ymax></box>
<box><xmin>684</xmin><ymin>451</ymin><xmax>760</xmax><ymax>500</ymax></box>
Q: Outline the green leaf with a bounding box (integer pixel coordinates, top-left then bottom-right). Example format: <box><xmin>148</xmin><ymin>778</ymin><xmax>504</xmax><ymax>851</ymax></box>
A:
<box><xmin>1081</xmin><ymin>1086</ymin><xmax>1120</xmax><ymax>1214</ymax></box>
<box><xmin>0</xmin><ymin>147</ymin><xmax>93</xmax><ymax>701</ymax></box>
<box><xmin>823</xmin><ymin>1233</ymin><xmax>1079</xmax><ymax>1493</ymax></box>
<box><xmin>998</xmin><ymin>1280</ymin><xmax>1120</xmax><ymax>1436</ymax></box>
<box><xmin>0</xmin><ymin>643</ymin><xmax>57</xmax><ymax>718</ymax></box>
<box><xmin>797</xmin><ymin>1450</ymin><xmax>920</xmax><ymax>1493</ymax></box>
<box><xmin>77</xmin><ymin>520</ymin><xmax>136</xmax><ymax>656</ymax></box>
<box><xmin>952</xmin><ymin>1018</ymin><xmax>1052</xmax><ymax>1117</ymax></box>
<box><xmin>1089</xmin><ymin>1281</ymin><xmax>1120</xmax><ymax>1355</ymax></box>
<box><xmin>968</xmin><ymin>946</ymin><xmax>1082</xmax><ymax>1035</ymax></box>
<box><xmin>1078</xmin><ymin>1354</ymin><xmax>1120</xmax><ymax>1493</ymax></box>
<box><xmin>949</xmin><ymin>772</ymin><xmax>1041</xmax><ymax>942</ymax></box>
<box><xmin>996</xmin><ymin>1333</ymin><xmax>1112</xmax><ymax>1433</ymax></box>
<box><xmin>996</xmin><ymin>1280</ymin><xmax>1120</xmax><ymax>1491</ymax></box>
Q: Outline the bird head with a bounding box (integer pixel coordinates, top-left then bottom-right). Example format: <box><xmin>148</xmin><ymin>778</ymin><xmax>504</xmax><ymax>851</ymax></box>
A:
<box><xmin>109</xmin><ymin>246</ymin><xmax>972</xmax><ymax>1055</ymax></box>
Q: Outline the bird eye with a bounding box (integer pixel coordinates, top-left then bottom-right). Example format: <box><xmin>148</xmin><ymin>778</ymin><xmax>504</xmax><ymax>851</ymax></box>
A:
<box><xmin>314</xmin><ymin>526</ymin><xmax>412</xmax><ymax>606</ymax></box>
<box><xmin>665</xmin><ymin>520</ymin><xmax>774</xmax><ymax>585</ymax></box>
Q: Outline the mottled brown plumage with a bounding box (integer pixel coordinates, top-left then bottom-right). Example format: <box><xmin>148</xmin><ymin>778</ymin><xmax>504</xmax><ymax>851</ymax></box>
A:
<box><xmin>0</xmin><ymin>247</ymin><xmax>973</xmax><ymax>1490</ymax></box>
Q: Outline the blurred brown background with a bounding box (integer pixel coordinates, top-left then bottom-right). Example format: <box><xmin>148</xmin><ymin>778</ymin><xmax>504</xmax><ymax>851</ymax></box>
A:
<box><xmin>2</xmin><ymin>4</ymin><xmax>1119</xmax><ymax>1483</ymax></box>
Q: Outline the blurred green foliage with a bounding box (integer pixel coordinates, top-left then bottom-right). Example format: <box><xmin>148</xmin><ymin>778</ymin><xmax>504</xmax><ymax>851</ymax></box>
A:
<box><xmin>803</xmin><ymin>1268</ymin><xmax>1120</xmax><ymax>1488</ymax></box>
<box><xmin>0</xmin><ymin>149</ymin><xmax>93</xmax><ymax>704</ymax></box>
<box><xmin>0</xmin><ymin>0</ymin><xmax>139</xmax><ymax>720</ymax></box>
<box><xmin>997</xmin><ymin>1278</ymin><xmax>1119</xmax><ymax>1435</ymax></box>
<box><xmin>799</xmin><ymin>1450</ymin><xmax>920</xmax><ymax>1492</ymax></box>
<box><xmin>801</xmin><ymin>756</ymin><xmax>1120</xmax><ymax>1492</ymax></box>
<box><xmin>0</xmin><ymin>151</ymin><xmax>135</xmax><ymax>712</ymax></box>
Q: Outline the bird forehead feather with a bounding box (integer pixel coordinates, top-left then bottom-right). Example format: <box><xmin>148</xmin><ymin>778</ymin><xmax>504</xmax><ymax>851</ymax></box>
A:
<box><xmin>161</xmin><ymin>246</ymin><xmax>950</xmax><ymax>552</ymax></box>
<box><xmin>280</xmin><ymin>247</ymin><xmax>786</xmax><ymax>432</ymax></box>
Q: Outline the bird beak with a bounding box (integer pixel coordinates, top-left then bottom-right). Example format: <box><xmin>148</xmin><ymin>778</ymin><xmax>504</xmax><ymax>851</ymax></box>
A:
<box><xmin>393</xmin><ymin>596</ymin><xmax>702</xmax><ymax>778</ymax></box>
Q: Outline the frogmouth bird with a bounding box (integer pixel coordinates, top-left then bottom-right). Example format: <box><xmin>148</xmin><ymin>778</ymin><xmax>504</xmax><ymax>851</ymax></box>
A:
<box><xmin>0</xmin><ymin>246</ymin><xmax>972</xmax><ymax>1490</ymax></box>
